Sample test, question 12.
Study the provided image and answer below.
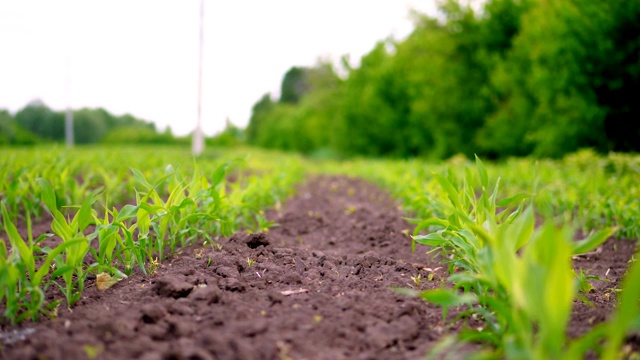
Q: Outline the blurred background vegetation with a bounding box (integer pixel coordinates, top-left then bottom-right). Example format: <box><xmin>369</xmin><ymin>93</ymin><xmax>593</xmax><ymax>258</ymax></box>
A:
<box><xmin>246</xmin><ymin>0</ymin><xmax>640</xmax><ymax>160</ymax></box>
<box><xmin>2</xmin><ymin>0</ymin><xmax>639</xmax><ymax>160</ymax></box>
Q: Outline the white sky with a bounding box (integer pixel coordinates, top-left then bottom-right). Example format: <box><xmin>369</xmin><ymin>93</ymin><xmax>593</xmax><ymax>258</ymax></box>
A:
<box><xmin>0</xmin><ymin>1</ymin><xmax>438</xmax><ymax>136</ymax></box>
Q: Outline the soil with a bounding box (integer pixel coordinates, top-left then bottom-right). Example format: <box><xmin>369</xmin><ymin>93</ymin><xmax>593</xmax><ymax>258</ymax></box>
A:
<box><xmin>0</xmin><ymin>175</ymin><xmax>637</xmax><ymax>360</ymax></box>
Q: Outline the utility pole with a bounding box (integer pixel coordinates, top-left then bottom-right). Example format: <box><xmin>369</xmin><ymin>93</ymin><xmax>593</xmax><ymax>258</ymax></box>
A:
<box><xmin>192</xmin><ymin>0</ymin><xmax>205</xmax><ymax>155</ymax></box>
<box><xmin>65</xmin><ymin>57</ymin><xmax>74</xmax><ymax>147</ymax></box>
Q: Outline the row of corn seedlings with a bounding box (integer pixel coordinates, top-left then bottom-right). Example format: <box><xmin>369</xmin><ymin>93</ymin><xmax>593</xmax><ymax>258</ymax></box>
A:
<box><xmin>316</xmin><ymin>151</ymin><xmax>640</xmax><ymax>240</ymax></box>
<box><xmin>0</xmin><ymin>146</ymin><xmax>283</xmax><ymax>224</ymax></box>
<box><xmin>0</xmin><ymin>146</ymin><xmax>304</xmax><ymax>324</ymax></box>
<box><xmin>315</xmin><ymin>153</ymin><xmax>640</xmax><ymax>358</ymax></box>
<box><xmin>406</xmin><ymin>157</ymin><xmax>638</xmax><ymax>358</ymax></box>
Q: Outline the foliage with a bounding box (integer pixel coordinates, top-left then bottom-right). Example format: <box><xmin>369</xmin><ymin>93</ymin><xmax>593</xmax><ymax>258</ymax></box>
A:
<box><xmin>206</xmin><ymin>119</ymin><xmax>244</xmax><ymax>147</ymax></box>
<box><xmin>0</xmin><ymin>146</ymin><xmax>304</xmax><ymax>323</ymax></box>
<box><xmin>102</xmin><ymin>126</ymin><xmax>185</xmax><ymax>145</ymax></box>
<box><xmin>14</xmin><ymin>100</ymin><xmax>65</xmax><ymax>141</ymax></box>
<box><xmin>0</xmin><ymin>110</ymin><xmax>39</xmax><ymax>146</ymax></box>
<box><xmin>5</xmin><ymin>101</ymin><xmax>168</xmax><ymax>145</ymax></box>
<box><xmin>280</xmin><ymin>66</ymin><xmax>309</xmax><ymax>104</ymax></box>
<box><xmin>247</xmin><ymin>0</ymin><xmax>640</xmax><ymax>160</ymax></box>
<box><xmin>314</xmin><ymin>152</ymin><xmax>640</xmax><ymax>358</ymax></box>
<box><xmin>408</xmin><ymin>158</ymin><xmax>616</xmax><ymax>358</ymax></box>
<box><xmin>246</xmin><ymin>62</ymin><xmax>341</xmax><ymax>154</ymax></box>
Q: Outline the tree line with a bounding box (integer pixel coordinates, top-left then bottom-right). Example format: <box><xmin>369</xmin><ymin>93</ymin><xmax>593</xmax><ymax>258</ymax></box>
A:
<box><xmin>0</xmin><ymin>99</ymin><xmax>178</xmax><ymax>145</ymax></box>
<box><xmin>246</xmin><ymin>0</ymin><xmax>640</xmax><ymax>159</ymax></box>
<box><xmin>1</xmin><ymin>100</ymin><xmax>245</xmax><ymax>147</ymax></box>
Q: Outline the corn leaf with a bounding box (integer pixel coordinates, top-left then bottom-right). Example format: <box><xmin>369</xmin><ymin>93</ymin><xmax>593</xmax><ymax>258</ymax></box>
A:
<box><xmin>36</xmin><ymin>178</ymin><xmax>58</xmax><ymax>213</ymax></box>
<box><xmin>211</xmin><ymin>162</ymin><xmax>229</xmax><ymax>188</ymax></box>
<box><xmin>572</xmin><ymin>227</ymin><xmax>617</xmax><ymax>255</ymax></box>
<box><xmin>420</xmin><ymin>289</ymin><xmax>478</xmax><ymax>307</ymax></box>
<box><xmin>1</xmin><ymin>203</ymin><xmax>35</xmax><ymax>277</ymax></box>
<box><xmin>475</xmin><ymin>155</ymin><xmax>489</xmax><ymax>188</ymax></box>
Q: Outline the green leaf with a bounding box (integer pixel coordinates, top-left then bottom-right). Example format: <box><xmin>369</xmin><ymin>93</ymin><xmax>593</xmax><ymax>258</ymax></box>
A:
<box><xmin>572</xmin><ymin>227</ymin><xmax>617</xmax><ymax>255</ymax></box>
<box><xmin>51</xmin><ymin>265</ymin><xmax>75</xmax><ymax>279</ymax></box>
<box><xmin>497</xmin><ymin>193</ymin><xmax>530</xmax><ymax>207</ymax></box>
<box><xmin>130</xmin><ymin>168</ymin><xmax>153</xmax><ymax>191</ymax></box>
<box><xmin>115</xmin><ymin>204</ymin><xmax>138</xmax><ymax>223</ymax></box>
<box><xmin>1</xmin><ymin>203</ymin><xmax>35</xmax><ymax>277</ymax></box>
<box><xmin>413</xmin><ymin>218</ymin><xmax>449</xmax><ymax>236</ymax></box>
<box><xmin>489</xmin><ymin>177</ymin><xmax>501</xmax><ymax>208</ymax></box>
<box><xmin>75</xmin><ymin>189</ymin><xmax>99</xmax><ymax>232</ymax></box>
<box><xmin>413</xmin><ymin>232</ymin><xmax>447</xmax><ymax>246</ymax></box>
<box><xmin>434</xmin><ymin>173</ymin><xmax>462</xmax><ymax>210</ymax></box>
<box><xmin>475</xmin><ymin>155</ymin><xmax>488</xmax><ymax>188</ymax></box>
<box><xmin>509</xmin><ymin>205</ymin><xmax>535</xmax><ymax>251</ymax></box>
<box><xmin>391</xmin><ymin>287</ymin><xmax>421</xmax><ymax>297</ymax></box>
<box><xmin>36</xmin><ymin>178</ymin><xmax>58</xmax><ymax>214</ymax></box>
<box><xmin>98</xmin><ymin>226</ymin><xmax>119</xmax><ymax>263</ymax></box>
<box><xmin>420</xmin><ymin>289</ymin><xmax>477</xmax><ymax>307</ymax></box>
<box><xmin>33</xmin><ymin>239</ymin><xmax>86</xmax><ymax>286</ymax></box>
<box><xmin>211</xmin><ymin>162</ymin><xmax>229</xmax><ymax>188</ymax></box>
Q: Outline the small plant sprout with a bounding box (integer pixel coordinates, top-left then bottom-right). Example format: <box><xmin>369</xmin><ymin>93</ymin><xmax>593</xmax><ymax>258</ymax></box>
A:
<box><xmin>575</xmin><ymin>268</ymin><xmax>609</xmax><ymax>294</ymax></box>
<box><xmin>410</xmin><ymin>273</ymin><xmax>422</xmax><ymax>287</ymax></box>
<box><xmin>147</xmin><ymin>257</ymin><xmax>160</xmax><ymax>275</ymax></box>
<box><xmin>247</xmin><ymin>257</ymin><xmax>256</xmax><ymax>267</ymax></box>
<box><xmin>204</xmin><ymin>240</ymin><xmax>223</xmax><ymax>251</ymax></box>
<box><xmin>194</xmin><ymin>248</ymin><xmax>204</xmax><ymax>259</ymax></box>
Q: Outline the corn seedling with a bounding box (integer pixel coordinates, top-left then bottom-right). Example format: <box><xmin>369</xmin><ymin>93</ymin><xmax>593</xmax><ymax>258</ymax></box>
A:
<box><xmin>247</xmin><ymin>257</ymin><xmax>256</xmax><ymax>267</ymax></box>
<box><xmin>410</xmin><ymin>273</ymin><xmax>422</xmax><ymax>287</ymax></box>
<box><xmin>37</xmin><ymin>178</ymin><xmax>102</xmax><ymax>307</ymax></box>
<box><xmin>409</xmin><ymin>156</ymin><xmax>617</xmax><ymax>358</ymax></box>
<box><xmin>0</xmin><ymin>203</ymin><xmax>79</xmax><ymax>323</ymax></box>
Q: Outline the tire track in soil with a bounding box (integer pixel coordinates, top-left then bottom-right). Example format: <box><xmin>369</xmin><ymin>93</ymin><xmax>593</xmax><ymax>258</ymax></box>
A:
<box><xmin>2</xmin><ymin>175</ymin><xmax>636</xmax><ymax>360</ymax></box>
<box><xmin>3</xmin><ymin>175</ymin><xmax>447</xmax><ymax>360</ymax></box>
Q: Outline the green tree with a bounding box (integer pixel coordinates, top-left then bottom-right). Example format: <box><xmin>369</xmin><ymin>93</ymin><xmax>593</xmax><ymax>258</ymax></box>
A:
<box><xmin>246</xmin><ymin>93</ymin><xmax>275</xmax><ymax>144</ymax></box>
<box><xmin>242</xmin><ymin>0</ymin><xmax>640</xmax><ymax>159</ymax></box>
<box><xmin>337</xmin><ymin>41</ymin><xmax>404</xmax><ymax>156</ymax></box>
<box><xmin>73</xmin><ymin>108</ymin><xmax>108</xmax><ymax>144</ymax></box>
<box><xmin>0</xmin><ymin>110</ymin><xmax>39</xmax><ymax>145</ymax></box>
<box><xmin>207</xmin><ymin>119</ymin><xmax>244</xmax><ymax>147</ymax></box>
<box><xmin>482</xmin><ymin>0</ymin><xmax>640</xmax><ymax>157</ymax></box>
<box><xmin>14</xmin><ymin>100</ymin><xmax>65</xmax><ymax>141</ymax></box>
<box><xmin>596</xmin><ymin>1</ymin><xmax>640</xmax><ymax>152</ymax></box>
<box><xmin>280</xmin><ymin>66</ymin><xmax>309</xmax><ymax>104</ymax></box>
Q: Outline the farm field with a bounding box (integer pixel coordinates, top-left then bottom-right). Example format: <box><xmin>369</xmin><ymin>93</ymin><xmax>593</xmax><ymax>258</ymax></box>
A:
<box><xmin>1</xmin><ymin>146</ymin><xmax>639</xmax><ymax>359</ymax></box>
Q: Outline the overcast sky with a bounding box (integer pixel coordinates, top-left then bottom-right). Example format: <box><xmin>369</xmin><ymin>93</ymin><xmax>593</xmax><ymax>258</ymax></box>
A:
<box><xmin>0</xmin><ymin>1</ymin><xmax>438</xmax><ymax>136</ymax></box>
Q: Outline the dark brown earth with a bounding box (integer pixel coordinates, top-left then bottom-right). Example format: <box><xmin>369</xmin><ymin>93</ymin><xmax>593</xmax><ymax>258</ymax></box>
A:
<box><xmin>0</xmin><ymin>175</ymin><xmax>636</xmax><ymax>360</ymax></box>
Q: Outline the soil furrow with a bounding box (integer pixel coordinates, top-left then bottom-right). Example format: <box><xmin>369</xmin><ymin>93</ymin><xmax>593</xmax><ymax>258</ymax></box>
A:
<box><xmin>1</xmin><ymin>175</ymin><xmax>635</xmax><ymax>360</ymax></box>
<box><xmin>2</xmin><ymin>175</ymin><xmax>446</xmax><ymax>360</ymax></box>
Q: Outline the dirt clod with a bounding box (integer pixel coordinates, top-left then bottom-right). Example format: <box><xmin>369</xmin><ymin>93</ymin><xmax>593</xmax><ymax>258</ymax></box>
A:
<box><xmin>154</xmin><ymin>276</ymin><xmax>194</xmax><ymax>298</ymax></box>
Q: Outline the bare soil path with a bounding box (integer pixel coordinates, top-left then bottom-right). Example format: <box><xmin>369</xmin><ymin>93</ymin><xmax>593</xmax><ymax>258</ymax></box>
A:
<box><xmin>1</xmin><ymin>175</ymin><xmax>635</xmax><ymax>360</ymax></box>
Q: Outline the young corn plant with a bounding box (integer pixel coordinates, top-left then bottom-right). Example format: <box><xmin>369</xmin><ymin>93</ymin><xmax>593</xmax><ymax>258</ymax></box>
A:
<box><xmin>131</xmin><ymin>161</ymin><xmax>229</xmax><ymax>263</ymax></box>
<box><xmin>408</xmin><ymin>156</ymin><xmax>617</xmax><ymax>359</ymax></box>
<box><xmin>1</xmin><ymin>203</ymin><xmax>84</xmax><ymax>323</ymax></box>
<box><xmin>37</xmin><ymin>178</ymin><xmax>101</xmax><ymax>308</ymax></box>
<box><xmin>91</xmin><ymin>203</ymin><xmax>139</xmax><ymax>276</ymax></box>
